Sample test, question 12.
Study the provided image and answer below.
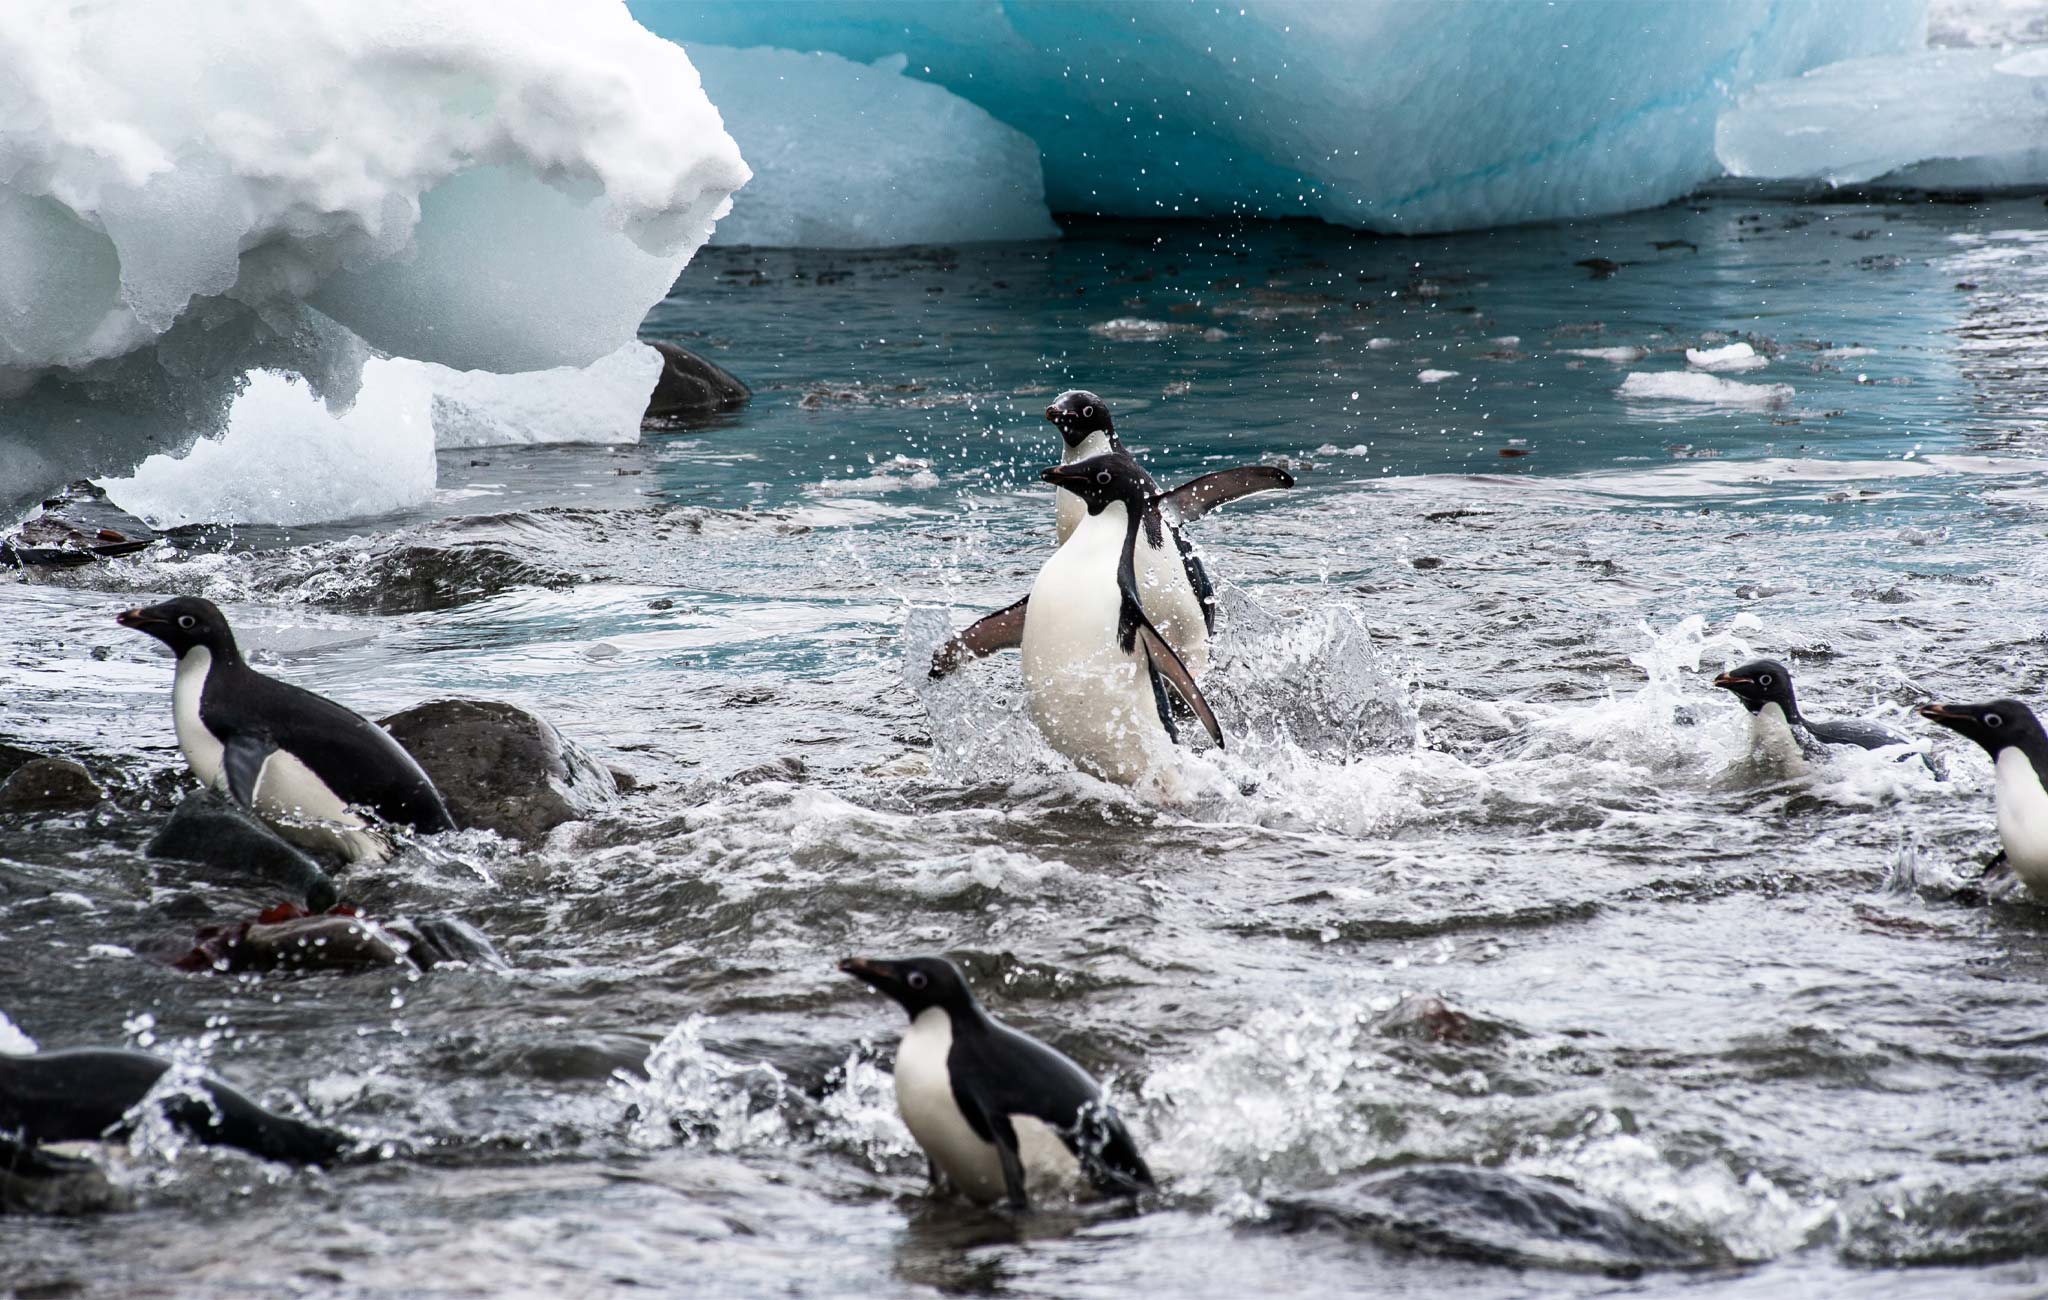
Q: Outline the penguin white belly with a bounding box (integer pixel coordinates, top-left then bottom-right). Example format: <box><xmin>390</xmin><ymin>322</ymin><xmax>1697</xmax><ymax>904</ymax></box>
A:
<box><xmin>1021</xmin><ymin>518</ymin><xmax>1175</xmax><ymax>785</ymax></box>
<box><xmin>1746</xmin><ymin>703</ymin><xmax>1809</xmax><ymax>771</ymax></box>
<box><xmin>1132</xmin><ymin>532</ymin><xmax>1209</xmax><ymax>677</ymax></box>
<box><xmin>253</xmin><ymin>752</ymin><xmax>389</xmax><ymax>864</ymax></box>
<box><xmin>172</xmin><ymin>648</ymin><xmax>225</xmax><ymax>788</ymax></box>
<box><xmin>894</xmin><ymin>1009</ymin><xmax>1081</xmax><ymax>1205</ymax></box>
<box><xmin>1994</xmin><ymin>749</ymin><xmax>2048</xmax><ymax>897</ymax></box>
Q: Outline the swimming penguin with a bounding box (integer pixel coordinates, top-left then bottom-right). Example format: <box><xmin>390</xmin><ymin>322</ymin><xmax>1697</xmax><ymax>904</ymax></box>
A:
<box><xmin>838</xmin><ymin>955</ymin><xmax>1152</xmax><ymax>1209</ymax></box>
<box><xmin>117</xmin><ymin>596</ymin><xmax>454</xmax><ymax>863</ymax></box>
<box><xmin>1919</xmin><ymin>698</ymin><xmax>2048</xmax><ymax>898</ymax></box>
<box><xmin>1018</xmin><ymin>452</ymin><xmax>1222</xmax><ymax>785</ymax></box>
<box><xmin>1712</xmin><ymin>658</ymin><xmax>1921</xmax><ymax>769</ymax></box>
<box><xmin>931</xmin><ymin>390</ymin><xmax>1293</xmax><ymax>678</ymax></box>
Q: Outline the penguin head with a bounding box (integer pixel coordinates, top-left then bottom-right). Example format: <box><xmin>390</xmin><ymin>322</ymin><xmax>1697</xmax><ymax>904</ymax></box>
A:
<box><xmin>117</xmin><ymin>596</ymin><xmax>239</xmax><ymax>660</ymax></box>
<box><xmin>1712</xmin><ymin>658</ymin><xmax>1798</xmax><ymax>718</ymax></box>
<box><xmin>840</xmin><ymin>955</ymin><xmax>977</xmax><ymax>1020</ymax></box>
<box><xmin>1040</xmin><ymin>452</ymin><xmax>1154</xmax><ymax>515</ymax></box>
<box><xmin>1046</xmin><ymin>390</ymin><xmax>1113</xmax><ymax>448</ymax></box>
<box><xmin>1918</xmin><ymin>698</ymin><xmax>2046</xmax><ymax>759</ymax></box>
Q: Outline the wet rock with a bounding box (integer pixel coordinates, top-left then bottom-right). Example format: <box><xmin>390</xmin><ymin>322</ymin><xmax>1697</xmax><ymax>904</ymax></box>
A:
<box><xmin>146</xmin><ymin>791</ymin><xmax>340</xmax><ymax>912</ymax></box>
<box><xmin>0</xmin><ymin>759</ymin><xmax>102</xmax><ymax>813</ymax></box>
<box><xmin>733</xmin><ymin>756</ymin><xmax>807</xmax><ymax>785</ymax></box>
<box><xmin>0</xmin><ymin>481</ymin><xmax>156</xmax><ymax>568</ymax></box>
<box><xmin>1262</xmin><ymin>1166</ymin><xmax>1710</xmax><ymax>1274</ymax></box>
<box><xmin>0</xmin><ymin>743</ymin><xmax>40</xmax><ymax>782</ymax></box>
<box><xmin>1371</xmin><ymin>994</ymin><xmax>1475</xmax><ymax>1044</ymax></box>
<box><xmin>175</xmin><ymin>905</ymin><xmax>503</xmax><ymax>975</ymax></box>
<box><xmin>642</xmin><ymin>340</ymin><xmax>750</xmax><ymax>426</ymax></box>
<box><xmin>0</xmin><ymin>1136</ymin><xmax>123</xmax><ymax>1216</ymax></box>
<box><xmin>321</xmin><ymin>544</ymin><xmax>578</xmax><ymax>614</ymax></box>
<box><xmin>379</xmin><ymin>699</ymin><xmax>618</xmax><ymax>840</ymax></box>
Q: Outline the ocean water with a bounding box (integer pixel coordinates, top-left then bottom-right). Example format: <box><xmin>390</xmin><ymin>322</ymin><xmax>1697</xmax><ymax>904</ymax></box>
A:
<box><xmin>6</xmin><ymin>196</ymin><xmax>2048</xmax><ymax>1297</ymax></box>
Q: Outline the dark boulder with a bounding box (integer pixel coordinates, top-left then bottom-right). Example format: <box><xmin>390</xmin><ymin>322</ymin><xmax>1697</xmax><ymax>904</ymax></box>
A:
<box><xmin>0</xmin><ymin>758</ymin><xmax>103</xmax><ymax>813</ymax></box>
<box><xmin>146</xmin><ymin>790</ymin><xmax>340</xmax><ymax>912</ymax></box>
<box><xmin>0</xmin><ymin>481</ymin><xmax>157</xmax><ymax>567</ymax></box>
<box><xmin>642</xmin><ymin>340</ymin><xmax>750</xmax><ymax>427</ymax></box>
<box><xmin>175</xmin><ymin>904</ymin><xmax>503</xmax><ymax>976</ymax></box>
<box><xmin>319</xmin><ymin>543</ymin><xmax>579</xmax><ymax>615</ymax></box>
<box><xmin>379</xmin><ymin>699</ymin><xmax>618</xmax><ymax>840</ymax></box>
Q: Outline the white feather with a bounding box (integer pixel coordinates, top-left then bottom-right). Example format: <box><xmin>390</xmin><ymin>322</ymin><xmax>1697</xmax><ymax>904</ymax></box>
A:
<box><xmin>1995</xmin><ymin>748</ymin><xmax>2048</xmax><ymax>897</ymax></box>
<box><xmin>894</xmin><ymin>1008</ymin><xmax>1080</xmax><ymax>1205</ymax></box>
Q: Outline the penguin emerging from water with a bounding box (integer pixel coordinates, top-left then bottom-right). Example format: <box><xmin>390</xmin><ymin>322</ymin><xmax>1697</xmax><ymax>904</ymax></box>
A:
<box><xmin>838</xmin><ymin>956</ymin><xmax>1152</xmax><ymax>1210</ymax></box>
<box><xmin>117</xmin><ymin>596</ymin><xmax>454</xmax><ymax>863</ymax></box>
<box><xmin>931</xmin><ymin>390</ymin><xmax>1292</xmax><ymax>678</ymax></box>
<box><xmin>1712</xmin><ymin>658</ymin><xmax>1923</xmax><ymax>770</ymax></box>
<box><xmin>1018</xmin><ymin>452</ymin><xmax>1222</xmax><ymax>785</ymax></box>
<box><xmin>1920</xmin><ymin>698</ymin><xmax>2048</xmax><ymax>899</ymax></box>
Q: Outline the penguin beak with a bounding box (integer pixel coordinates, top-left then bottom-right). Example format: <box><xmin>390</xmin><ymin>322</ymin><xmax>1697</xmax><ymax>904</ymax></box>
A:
<box><xmin>839</xmin><ymin>956</ymin><xmax>897</xmax><ymax>992</ymax></box>
<box><xmin>1711</xmin><ymin>673</ymin><xmax>1751</xmax><ymax>691</ymax></box>
<box><xmin>1041</xmin><ymin>464</ymin><xmax>1086</xmax><ymax>489</ymax></box>
<box><xmin>1917</xmin><ymin>703</ymin><xmax>1968</xmax><ymax>729</ymax></box>
<box><xmin>116</xmin><ymin>607</ymin><xmax>166</xmax><ymax>631</ymax></box>
<box><xmin>1045</xmin><ymin>405</ymin><xmax>1061</xmax><ymax>424</ymax></box>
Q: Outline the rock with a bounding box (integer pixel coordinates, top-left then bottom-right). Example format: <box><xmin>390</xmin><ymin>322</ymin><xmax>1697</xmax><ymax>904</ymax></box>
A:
<box><xmin>0</xmin><ymin>759</ymin><xmax>102</xmax><ymax>813</ymax></box>
<box><xmin>174</xmin><ymin>905</ymin><xmax>503</xmax><ymax>976</ymax></box>
<box><xmin>0</xmin><ymin>743</ymin><xmax>48</xmax><ymax>784</ymax></box>
<box><xmin>379</xmin><ymin>699</ymin><xmax>618</xmax><ymax>840</ymax></box>
<box><xmin>607</xmin><ymin>765</ymin><xmax>641</xmax><ymax>794</ymax></box>
<box><xmin>0</xmin><ymin>480</ymin><xmax>157</xmax><ymax>568</ymax></box>
<box><xmin>642</xmin><ymin>340</ymin><xmax>750</xmax><ymax>427</ymax></box>
<box><xmin>320</xmin><ymin>543</ymin><xmax>579</xmax><ymax>614</ymax></box>
<box><xmin>732</xmin><ymin>756</ymin><xmax>806</xmax><ymax>785</ymax></box>
<box><xmin>0</xmin><ymin>1136</ymin><xmax>123</xmax><ymax>1216</ymax></box>
<box><xmin>146</xmin><ymin>791</ymin><xmax>341</xmax><ymax>912</ymax></box>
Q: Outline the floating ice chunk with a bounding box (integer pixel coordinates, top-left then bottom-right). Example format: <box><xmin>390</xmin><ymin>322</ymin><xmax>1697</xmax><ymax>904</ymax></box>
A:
<box><xmin>0</xmin><ymin>1010</ymin><xmax>35</xmax><ymax>1055</ymax></box>
<box><xmin>411</xmin><ymin>342</ymin><xmax>664</xmax><ymax>450</ymax></box>
<box><xmin>1563</xmin><ymin>346</ymin><xmax>1648</xmax><ymax>364</ymax></box>
<box><xmin>1618</xmin><ymin>372</ymin><xmax>1794</xmax><ymax>408</ymax></box>
<box><xmin>692</xmin><ymin>47</ymin><xmax>1056</xmax><ymax>248</ymax></box>
<box><xmin>1418</xmin><ymin>369</ymin><xmax>1460</xmax><ymax>384</ymax></box>
<box><xmin>1719</xmin><ymin>46</ymin><xmax>2048</xmax><ymax>191</ymax></box>
<box><xmin>98</xmin><ymin>362</ymin><xmax>436</xmax><ymax>527</ymax></box>
<box><xmin>1685</xmin><ymin>342</ymin><xmax>1767</xmax><ymax>372</ymax></box>
<box><xmin>1089</xmin><ymin>318</ymin><xmax>1226</xmax><ymax>342</ymax></box>
<box><xmin>637</xmin><ymin>0</ymin><xmax>1922</xmax><ymax>233</ymax></box>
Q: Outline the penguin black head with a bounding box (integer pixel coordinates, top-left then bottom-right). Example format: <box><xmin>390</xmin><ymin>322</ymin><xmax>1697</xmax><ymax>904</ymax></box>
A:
<box><xmin>840</xmin><ymin>955</ymin><xmax>979</xmax><ymax>1021</ymax></box>
<box><xmin>1712</xmin><ymin>658</ymin><xmax>1798</xmax><ymax>719</ymax></box>
<box><xmin>1918</xmin><ymin>698</ymin><xmax>2047</xmax><ymax>759</ymax></box>
<box><xmin>1040</xmin><ymin>452</ymin><xmax>1154</xmax><ymax>514</ymax></box>
<box><xmin>1046</xmin><ymin>390</ymin><xmax>1113</xmax><ymax>449</ymax></box>
<box><xmin>116</xmin><ymin>596</ymin><xmax>240</xmax><ymax>661</ymax></box>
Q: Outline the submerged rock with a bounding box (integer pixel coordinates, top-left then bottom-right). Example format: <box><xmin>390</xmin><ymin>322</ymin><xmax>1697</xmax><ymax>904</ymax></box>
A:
<box><xmin>0</xmin><ymin>758</ymin><xmax>103</xmax><ymax>813</ymax></box>
<box><xmin>146</xmin><ymin>790</ymin><xmax>340</xmax><ymax>912</ymax></box>
<box><xmin>0</xmin><ymin>1136</ymin><xmax>123</xmax><ymax>1216</ymax></box>
<box><xmin>0</xmin><ymin>481</ymin><xmax>156</xmax><ymax>568</ymax></box>
<box><xmin>176</xmin><ymin>904</ymin><xmax>503</xmax><ymax>975</ymax></box>
<box><xmin>320</xmin><ymin>543</ymin><xmax>580</xmax><ymax>614</ymax></box>
<box><xmin>380</xmin><ymin>699</ymin><xmax>618</xmax><ymax>840</ymax></box>
<box><xmin>642</xmin><ymin>340</ymin><xmax>750</xmax><ymax>426</ymax></box>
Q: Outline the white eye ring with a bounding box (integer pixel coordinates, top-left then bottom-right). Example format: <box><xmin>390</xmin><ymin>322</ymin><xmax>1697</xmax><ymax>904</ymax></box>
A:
<box><xmin>1758</xmin><ymin>673</ymin><xmax>1773</xmax><ymax>687</ymax></box>
<box><xmin>1095</xmin><ymin>471</ymin><xmax>1111</xmax><ymax>484</ymax></box>
<box><xmin>1083</xmin><ymin>406</ymin><xmax>1095</xmax><ymax>417</ymax></box>
<box><xmin>906</xmin><ymin>970</ymin><xmax>928</xmax><ymax>990</ymax></box>
<box><xmin>177</xmin><ymin>615</ymin><xmax>197</xmax><ymax>630</ymax></box>
<box><xmin>1986</xmin><ymin>712</ymin><xmax>2004</xmax><ymax>728</ymax></box>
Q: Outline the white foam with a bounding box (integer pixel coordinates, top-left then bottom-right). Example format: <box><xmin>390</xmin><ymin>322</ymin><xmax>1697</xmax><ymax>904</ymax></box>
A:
<box><xmin>1618</xmin><ymin>371</ymin><xmax>1794</xmax><ymax>408</ymax></box>
<box><xmin>0</xmin><ymin>1009</ymin><xmax>36</xmax><ymax>1055</ymax></box>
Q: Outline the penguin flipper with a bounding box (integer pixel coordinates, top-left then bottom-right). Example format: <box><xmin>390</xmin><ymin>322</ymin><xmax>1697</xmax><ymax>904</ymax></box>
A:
<box><xmin>1132</xmin><ymin>616</ymin><xmax>1222</xmax><ymax>747</ymax></box>
<box><xmin>1160</xmin><ymin>465</ymin><xmax>1295</xmax><ymax>524</ymax></box>
<box><xmin>1068</xmin><ymin>1100</ymin><xmax>1155</xmax><ymax>1198</ymax></box>
<box><xmin>220</xmin><ymin>734</ymin><xmax>277</xmax><ymax>809</ymax></box>
<box><xmin>931</xmin><ymin>596</ymin><xmax>1028</xmax><ymax>678</ymax></box>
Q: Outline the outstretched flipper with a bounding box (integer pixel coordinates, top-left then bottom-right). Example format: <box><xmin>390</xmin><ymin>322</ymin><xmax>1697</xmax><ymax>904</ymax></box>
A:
<box><xmin>220</xmin><ymin>733</ymin><xmax>276</xmax><ymax>808</ymax></box>
<box><xmin>1119</xmin><ymin>592</ymin><xmax>1222</xmax><ymax>747</ymax></box>
<box><xmin>1068</xmin><ymin>1100</ymin><xmax>1154</xmax><ymax>1198</ymax></box>
<box><xmin>1161</xmin><ymin>465</ymin><xmax>1295</xmax><ymax>525</ymax></box>
<box><xmin>931</xmin><ymin>597</ymin><xmax>1028</xmax><ymax>678</ymax></box>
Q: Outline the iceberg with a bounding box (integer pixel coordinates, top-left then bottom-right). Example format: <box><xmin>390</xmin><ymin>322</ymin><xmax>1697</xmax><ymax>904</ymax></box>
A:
<box><xmin>0</xmin><ymin>0</ymin><xmax>748</xmax><ymax>521</ymax></box>
<box><xmin>691</xmin><ymin>46</ymin><xmax>1056</xmax><ymax>247</ymax></box>
<box><xmin>630</xmin><ymin>0</ymin><xmax>1924</xmax><ymax>233</ymax></box>
<box><xmin>1719</xmin><ymin>46</ymin><xmax>2048</xmax><ymax>192</ymax></box>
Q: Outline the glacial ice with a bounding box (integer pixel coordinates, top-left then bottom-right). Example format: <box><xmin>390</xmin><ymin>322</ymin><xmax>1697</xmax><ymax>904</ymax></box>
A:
<box><xmin>691</xmin><ymin>47</ymin><xmax>1056</xmax><ymax>247</ymax></box>
<box><xmin>414</xmin><ymin>342</ymin><xmax>665</xmax><ymax>450</ymax></box>
<box><xmin>631</xmin><ymin>0</ymin><xmax>1923</xmax><ymax>233</ymax></box>
<box><xmin>1719</xmin><ymin>46</ymin><xmax>2048</xmax><ymax>191</ymax></box>
<box><xmin>0</xmin><ymin>0</ymin><xmax>747</xmax><ymax>521</ymax></box>
<box><xmin>1618</xmin><ymin>372</ymin><xmax>1794</xmax><ymax>408</ymax></box>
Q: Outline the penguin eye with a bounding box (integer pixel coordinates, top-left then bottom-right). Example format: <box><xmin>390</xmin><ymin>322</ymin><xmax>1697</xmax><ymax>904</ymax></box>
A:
<box><xmin>1758</xmin><ymin>673</ymin><xmax>1773</xmax><ymax>687</ymax></box>
<box><xmin>906</xmin><ymin>970</ymin><xmax>929</xmax><ymax>991</ymax></box>
<box><xmin>1095</xmin><ymin>470</ymin><xmax>1111</xmax><ymax>485</ymax></box>
<box><xmin>177</xmin><ymin>615</ymin><xmax>197</xmax><ymax>630</ymax></box>
<box><xmin>1986</xmin><ymin>712</ymin><xmax>2004</xmax><ymax>728</ymax></box>
<box><xmin>1083</xmin><ymin>406</ymin><xmax>1095</xmax><ymax>417</ymax></box>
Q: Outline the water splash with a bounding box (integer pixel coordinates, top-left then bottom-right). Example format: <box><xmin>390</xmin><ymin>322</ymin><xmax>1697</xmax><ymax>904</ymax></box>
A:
<box><xmin>615</xmin><ymin>1016</ymin><xmax>793</xmax><ymax>1151</ymax></box>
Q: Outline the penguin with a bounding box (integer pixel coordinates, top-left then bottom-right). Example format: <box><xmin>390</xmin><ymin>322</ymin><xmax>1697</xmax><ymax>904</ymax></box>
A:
<box><xmin>1019</xmin><ymin>452</ymin><xmax>1222</xmax><ymax>785</ymax></box>
<box><xmin>0</xmin><ymin>1047</ymin><xmax>351</xmax><ymax>1165</ymax></box>
<box><xmin>931</xmin><ymin>390</ymin><xmax>1293</xmax><ymax>678</ymax></box>
<box><xmin>838</xmin><ymin>955</ymin><xmax>1152</xmax><ymax>1210</ymax></box>
<box><xmin>117</xmin><ymin>596</ymin><xmax>454</xmax><ymax>864</ymax></box>
<box><xmin>1712</xmin><ymin>658</ymin><xmax>1922</xmax><ymax>769</ymax></box>
<box><xmin>1919</xmin><ymin>698</ymin><xmax>2048</xmax><ymax>898</ymax></box>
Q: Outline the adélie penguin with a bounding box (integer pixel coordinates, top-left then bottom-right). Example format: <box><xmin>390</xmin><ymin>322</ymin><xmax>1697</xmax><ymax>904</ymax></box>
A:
<box><xmin>1018</xmin><ymin>452</ymin><xmax>1223</xmax><ymax>786</ymax></box>
<box><xmin>117</xmin><ymin>596</ymin><xmax>454</xmax><ymax>863</ymax></box>
<box><xmin>839</xmin><ymin>955</ymin><xmax>1153</xmax><ymax>1209</ymax></box>
<box><xmin>931</xmin><ymin>389</ymin><xmax>1293</xmax><ymax>678</ymax></box>
<box><xmin>1919</xmin><ymin>698</ymin><xmax>2048</xmax><ymax>898</ymax></box>
<box><xmin>1712</xmin><ymin>658</ymin><xmax>1927</xmax><ymax>770</ymax></box>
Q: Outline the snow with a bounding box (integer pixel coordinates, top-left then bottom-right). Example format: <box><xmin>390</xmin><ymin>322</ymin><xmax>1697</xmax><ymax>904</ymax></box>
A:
<box><xmin>1686</xmin><ymin>342</ymin><xmax>1768</xmax><ymax>372</ymax></box>
<box><xmin>1618</xmin><ymin>372</ymin><xmax>1795</xmax><ymax>408</ymax></box>
<box><xmin>692</xmin><ymin>47</ymin><xmax>1056</xmax><ymax>248</ymax></box>
<box><xmin>1720</xmin><ymin>44</ymin><xmax>2048</xmax><ymax>191</ymax></box>
<box><xmin>1</xmin><ymin>0</ymin><xmax>746</xmax><ymax>521</ymax></box>
<box><xmin>632</xmin><ymin>0</ymin><xmax>1923</xmax><ymax>233</ymax></box>
<box><xmin>416</xmin><ymin>342</ymin><xmax>664</xmax><ymax>450</ymax></box>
